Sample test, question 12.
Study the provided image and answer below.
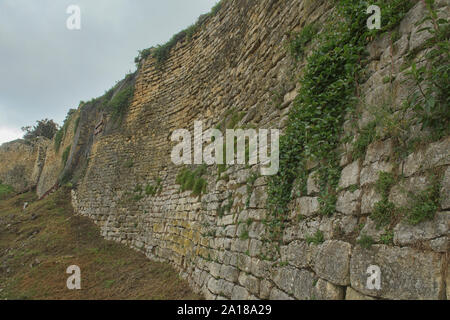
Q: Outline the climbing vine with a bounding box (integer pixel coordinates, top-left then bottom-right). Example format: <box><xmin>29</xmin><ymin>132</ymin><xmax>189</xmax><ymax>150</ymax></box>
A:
<box><xmin>265</xmin><ymin>0</ymin><xmax>415</xmax><ymax>242</ymax></box>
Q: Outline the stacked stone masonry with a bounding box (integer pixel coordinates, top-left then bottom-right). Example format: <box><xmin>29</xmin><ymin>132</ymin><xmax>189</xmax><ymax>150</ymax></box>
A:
<box><xmin>1</xmin><ymin>0</ymin><xmax>448</xmax><ymax>300</ymax></box>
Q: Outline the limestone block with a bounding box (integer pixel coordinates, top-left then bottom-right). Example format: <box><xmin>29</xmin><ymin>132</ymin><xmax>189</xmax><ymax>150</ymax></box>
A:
<box><xmin>307</xmin><ymin>171</ymin><xmax>320</xmax><ymax>195</ymax></box>
<box><xmin>350</xmin><ymin>245</ymin><xmax>444</xmax><ymax>300</ymax></box>
<box><xmin>394</xmin><ymin>212</ymin><xmax>449</xmax><ymax>246</ymax></box>
<box><xmin>313</xmin><ymin>279</ymin><xmax>345</xmax><ymax>300</ymax></box>
<box><xmin>220</xmin><ymin>265</ymin><xmax>240</xmax><ymax>283</ymax></box>
<box><xmin>293</xmin><ymin>197</ymin><xmax>320</xmax><ymax>217</ymax></box>
<box><xmin>336</xmin><ymin>189</ymin><xmax>361</xmax><ymax>215</ymax></box>
<box><xmin>364</xmin><ymin>139</ymin><xmax>393</xmax><ymax>165</ymax></box>
<box><xmin>231</xmin><ymin>285</ymin><xmax>250</xmax><ymax>300</ymax></box>
<box><xmin>441</xmin><ymin>167</ymin><xmax>450</xmax><ymax>210</ymax></box>
<box><xmin>360</xmin><ymin>161</ymin><xmax>394</xmax><ymax>187</ymax></box>
<box><xmin>269</xmin><ymin>287</ymin><xmax>293</xmax><ymax>300</ymax></box>
<box><xmin>292</xmin><ymin>269</ymin><xmax>316</xmax><ymax>300</ymax></box>
<box><xmin>361</xmin><ymin>186</ymin><xmax>382</xmax><ymax>214</ymax></box>
<box><xmin>259</xmin><ymin>280</ymin><xmax>273</xmax><ymax>300</ymax></box>
<box><xmin>272</xmin><ymin>266</ymin><xmax>297</xmax><ymax>295</ymax></box>
<box><xmin>280</xmin><ymin>240</ymin><xmax>312</xmax><ymax>269</ymax></box>
<box><xmin>338</xmin><ymin>161</ymin><xmax>361</xmax><ymax>189</ymax></box>
<box><xmin>314</xmin><ymin>240</ymin><xmax>352</xmax><ymax>286</ymax></box>
<box><xmin>238</xmin><ymin>272</ymin><xmax>260</xmax><ymax>295</ymax></box>
<box><xmin>345</xmin><ymin>287</ymin><xmax>375</xmax><ymax>300</ymax></box>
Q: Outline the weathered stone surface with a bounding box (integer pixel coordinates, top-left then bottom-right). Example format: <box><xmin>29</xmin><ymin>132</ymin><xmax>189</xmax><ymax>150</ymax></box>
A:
<box><xmin>430</xmin><ymin>236</ymin><xmax>448</xmax><ymax>253</ymax></box>
<box><xmin>0</xmin><ymin>138</ymin><xmax>50</xmax><ymax>193</ymax></box>
<box><xmin>345</xmin><ymin>287</ymin><xmax>375</xmax><ymax>300</ymax></box>
<box><xmin>259</xmin><ymin>280</ymin><xmax>273</xmax><ymax>300</ymax></box>
<box><xmin>403</xmin><ymin>137</ymin><xmax>450</xmax><ymax>177</ymax></box>
<box><xmin>389</xmin><ymin>175</ymin><xmax>430</xmax><ymax>208</ymax></box>
<box><xmin>307</xmin><ymin>171</ymin><xmax>320</xmax><ymax>195</ymax></box>
<box><xmin>238</xmin><ymin>272</ymin><xmax>260</xmax><ymax>296</ymax></box>
<box><xmin>336</xmin><ymin>189</ymin><xmax>361</xmax><ymax>215</ymax></box>
<box><xmin>249</xmin><ymin>186</ymin><xmax>267</xmax><ymax>209</ymax></box>
<box><xmin>269</xmin><ymin>287</ymin><xmax>293</xmax><ymax>300</ymax></box>
<box><xmin>338</xmin><ymin>161</ymin><xmax>361</xmax><ymax>189</ymax></box>
<box><xmin>231</xmin><ymin>285</ymin><xmax>250</xmax><ymax>300</ymax></box>
<box><xmin>272</xmin><ymin>267</ymin><xmax>296</xmax><ymax>295</ymax></box>
<box><xmin>361</xmin><ymin>161</ymin><xmax>395</xmax><ymax>187</ymax></box>
<box><xmin>350</xmin><ymin>245</ymin><xmax>444</xmax><ymax>299</ymax></box>
<box><xmin>292</xmin><ymin>269</ymin><xmax>316</xmax><ymax>300</ymax></box>
<box><xmin>281</xmin><ymin>240</ymin><xmax>312</xmax><ymax>269</ymax></box>
<box><xmin>441</xmin><ymin>166</ymin><xmax>450</xmax><ymax>210</ymax></box>
<box><xmin>293</xmin><ymin>197</ymin><xmax>320</xmax><ymax>217</ymax></box>
<box><xmin>361</xmin><ymin>186</ymin><xmax>382</xmax><ymax>214</ymax></box>
<box><xmin>314</xmin><ymin>241</ymin><xmax>352</xmax><ymax>286</ymax></box>
<box><xmin>313</xmin><ymin>279</ymin><xmax>345</xmax><ymax>300</ymax></box>
<box><xmin>220</xmin><ymin>265</ymin><xmax>240</xmax><ymax>283</ymax></box>
<box><xmin>364</xmin><ymin>140</ymin><xmax>393</xmax><ymax>165</ymax></box>
<box><xmin>358</xmin><ymin>218</ymin><xmax>386</xmax><ymax>242</ymax></box>
<box><xmin>394</xmin><ymin>212</ymin><xmax>449</xmax><ymax>246</ymax></box>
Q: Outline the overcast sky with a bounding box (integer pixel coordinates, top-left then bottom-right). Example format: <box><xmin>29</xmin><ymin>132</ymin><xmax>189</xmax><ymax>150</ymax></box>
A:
<box><xmin>0</xmin><ymin>0</ymin><xmax>217</xmax><ymax>145</ymax></box>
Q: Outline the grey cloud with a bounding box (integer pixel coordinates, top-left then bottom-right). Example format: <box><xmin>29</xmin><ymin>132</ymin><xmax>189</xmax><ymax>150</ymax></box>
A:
<box><xmin>0</xmin><ymin>0</ymin><xmax>216</xmax><ymax>143</ymax></box>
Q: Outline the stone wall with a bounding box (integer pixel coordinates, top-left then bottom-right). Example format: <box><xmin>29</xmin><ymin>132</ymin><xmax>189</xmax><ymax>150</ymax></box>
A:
<box><xmin>70</xmin><ymin>0</ymin><xmax>449</xmax><ymax>300</ymax></box>
<box><xmin>36</xmin><ymin>110</ymin><xmax>80</xmax><ymax>198</ymax></box>
<box><xmin>2</xmin><ymin>0</ymin><xmax>448</xmax><ymax>300</ymax></box>
<box><xmin>0</xmin><ymin>137</ymin><xmax>49</xmax><ymax>192</ymax></box>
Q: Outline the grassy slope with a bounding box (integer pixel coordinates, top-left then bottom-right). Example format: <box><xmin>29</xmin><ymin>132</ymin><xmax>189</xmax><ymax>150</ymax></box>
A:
<box><xmin>0</xmin><ymin>188</ymin><xmax>202</xmax><ymax>300</ymax></box>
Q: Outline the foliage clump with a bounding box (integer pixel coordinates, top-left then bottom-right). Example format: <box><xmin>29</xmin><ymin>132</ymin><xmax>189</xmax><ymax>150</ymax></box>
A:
<box><xmin>357</xmin><ymin>234</ymin><xmax>375</xmax><ymax>249</ymax></box>
<box><xmin>287</xmin><ymin>23</ymin><xmax>318</xmax><ymax>61</ymax></box>
<box><xmin>405</xmin><ymin>178</ymin><xmax>440</xmax><ymax>225</ymax></box>
<box><xmin>176</xmin><ymin>165</ymin><xmax>208</xmax><ymax>196</ymax></box>
<box><xmin>0</xmin><ymin>183</ymin><xmax>14</xmax><ymax>200</ymax></box>
<box><xmin>371</xmin><ymin>172</ymin><xmax>397</xmax><ymax>228</ymax></box>
<box><xmin>306</xmin><ymin>230</ymin><xmax>324</xmax><ymax>245</ymax></box>
<box><xmin>266</xmin><ymin>0</ymin><xmax>415</xmax><ymax>242</ymax></box>
<box><xmin>107</xmin><ymin>86</ymin><xmax>134</xmax><ymax>122</ymax></box>
<box><xmin>61</xmin><ymin>145</ymin><xmax>71</xmax><ymax>166</ymax></box>
<box><xmin>54</xmin><ymin>109</ymin><xmax>76</xmax><ymax>152</ymax></box>
<box><xmin>405</xmin><ymin>0</ymin><xmax>450</xmax><ymax>140</ymax></box>
<box><xmin>22</xmin><ymin>119</ymin><xmax>59</xmax><ymax>141</ymax></box>
<box><xmin>146</xmin><ymin>178</ymin><xmax>163</xmax><ymax>196</ymax></box>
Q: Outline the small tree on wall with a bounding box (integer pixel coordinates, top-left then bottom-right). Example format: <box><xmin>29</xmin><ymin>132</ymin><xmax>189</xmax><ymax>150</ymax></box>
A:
<box><xmin>22</xmin><ymin>119</ymin><xmax>60</xmax><ymax>140</ymax></box>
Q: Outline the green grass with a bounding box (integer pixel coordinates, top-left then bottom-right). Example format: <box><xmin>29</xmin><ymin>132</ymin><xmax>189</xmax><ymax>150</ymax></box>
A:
<box><xmin>176</xmin><ymin>165</ymin><xmax>208</xmax><ymax>196</ymax></box>
<box><xmin>0</xmin><ymin>189</ymin><xmax>201</xmax><ymax>300</ymax></box>
<box><xmin>108</xmin><ymin>86</ymin><xmax>134</xmax><ymax>122</ymax></box>
<box><xmin>375</xmin><ymin>172</ymin><xmax>396</xmax><ymax>197</ymax></box>
<box><xmin>371</xmin><ymin>172</ymin><xmax>397</xmax><ymax>228</ymax></box>
<box><xmin>306</xmin><ymin>230</ymin><xmax>324</xmax><ymax>245</ymax></box>
<box><xmin>217</xmin><ymin>195</ymin><xmax>233</xmax><ymax>218</ymax></box>
<box><xmin>239</xmin><ymin>229</ymin><xmax>249</xmax><ymax>240</ymax></box>
<box><xmin>124</xmin><ymin>160</ymin><xmax>134</xmax><ymax>168</ymax></box>
<box><xmin>406</xmin><ymin>180</ymin><xmax>440</xmax><ymax>225</ymax></box>
<box><xmin>0</xmin><ymin>183</ymin><xmax>14</xmax><ymax>199</ymax></box>
<box><xmin>73</xmin><ymin>117</ymin><xmax>80</xmax><ymax>134</ymax></box>
<box><xmin>54</xmin><ymin>129</ymin><xmax>64</xmax><ymax>153</ymax></box>
<box><xmin>371</xmin><ymin>199</ymin><xmax>396</xmax><ymax>229</ymax></box>
<box><xmin>357</xmin><ymin>234</ymin><xmax>375</xmax><ymax>249</ymax></box>
<box><xmin>380</xmin><ymin>230</ymin><xmax>394</xmax><ymax>245</ymax></box>
<box><xmin>287</xmin><ymin>23</ymin><xmax>318</xmax><ymax>61</ymax></box>
<box><xmin>62</xmin><ymin>145</ymin><xmax>71</xmax><ymax>166</ymax></box>
<box><xmin>352</xmin><ymin>121</ymin><xmax>377</xmax><ymax>161</ymax></box>
<box><xmin>145</xmin><ymin>178</ymin><xmax>163</xmax><ymax>196</ymax></box>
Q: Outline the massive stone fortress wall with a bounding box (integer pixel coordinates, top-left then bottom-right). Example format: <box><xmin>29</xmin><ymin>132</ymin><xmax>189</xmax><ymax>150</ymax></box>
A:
<box><xmin>1</xmin><ymin>0</ymin><xmax>449</xmax><ymax>300</ymax></box>
<box><xmin>0</xmin><ymin>137</ymin><xmax>49</xmax><ymax>192</ymax></box>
